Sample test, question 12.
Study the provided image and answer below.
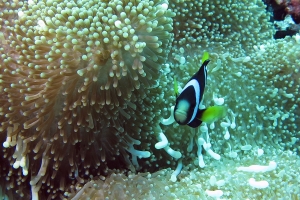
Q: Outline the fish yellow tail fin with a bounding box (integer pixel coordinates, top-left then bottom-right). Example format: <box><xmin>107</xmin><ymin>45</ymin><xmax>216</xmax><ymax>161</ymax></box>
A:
<box><xmin>199</xmin><ymin>106</ymin><xmax>227</xmax><ymax>124</ymax></box>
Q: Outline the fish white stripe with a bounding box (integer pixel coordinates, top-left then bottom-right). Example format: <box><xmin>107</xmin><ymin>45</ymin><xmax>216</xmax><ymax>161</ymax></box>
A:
<box><xmin>181</xmin><ymin>79</ymin><xmax>200</xmax><ymax>124</ymax></box>
<box><xmin>204</xmin><ymin>66</ymin><xmax>207</xmax><ymax>87</ymax></box>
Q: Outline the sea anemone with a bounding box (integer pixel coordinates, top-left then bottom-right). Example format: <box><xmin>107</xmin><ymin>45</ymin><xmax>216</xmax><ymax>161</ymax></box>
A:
<box><xmin>0</xmin><ymin>0</ymin><xmax>174</xmax><ymax>198</ymax></box>
<box><xmin>1</xmin><ymin>0</ymin><xmax>300</xmax><ymax>199</ymax></box>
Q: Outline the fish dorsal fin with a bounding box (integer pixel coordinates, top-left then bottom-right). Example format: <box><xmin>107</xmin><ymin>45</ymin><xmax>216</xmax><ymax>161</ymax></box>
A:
<box><xmin>202</xmin><ymin>51</ymin><xmax>209</xmax><ymax>64</ymax></box>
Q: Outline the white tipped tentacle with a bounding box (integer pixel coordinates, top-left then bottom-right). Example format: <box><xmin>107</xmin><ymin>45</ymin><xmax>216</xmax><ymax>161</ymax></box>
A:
<box><xmin>155</xmin><ymin>132</ymin><xmax>169</xmax><ymax>149</ymax></box>
<box><xmin>164</xmin><ymin>146</ymin><xmax>182</xmax><ymax>159</ymax></box>
<box><xmin>236</xmin><ymin>161</ymin><xmax>277</xmax><ymax>173</ymax></box>
<box><xmin>248</xmin><ymin>178</ymin><xmax>269</xmax><ymax>189</ymax></box>
<box><xmin>161</xmin><ymin>106</ymin><xmax>175</xmax><ymax>125</ymax></box>
<box><xmin>170</xmin><ymin>159</ymin><xmax>183</xmax><ymax>182</ymax></box>
<box><xmin>213</xmin><ymin>93</ymin><xmax>224</xmax><ymax>105</ymax></box>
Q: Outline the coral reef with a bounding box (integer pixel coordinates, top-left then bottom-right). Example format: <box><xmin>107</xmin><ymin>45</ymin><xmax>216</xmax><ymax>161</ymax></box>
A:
<box><xmin>0</xmin><ymin>0</ymin><xmax>300</xmax><ymax>199</ymax></box>
<box><xmin>265</xmin><ymin>0</ymin><xmax>300</xmax><ymax>38</ymax></box>
<box><xmin>274</xmin><ymin>0</ymin><xmax>300</xmax><ymax>23</ymax></box>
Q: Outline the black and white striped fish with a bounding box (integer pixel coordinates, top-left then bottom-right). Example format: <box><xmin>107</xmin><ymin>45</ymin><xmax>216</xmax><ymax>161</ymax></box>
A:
<box><xmin>174</xmin><ymin>58</ymin><xmax>226</xmax><ymax>128</ymax></box>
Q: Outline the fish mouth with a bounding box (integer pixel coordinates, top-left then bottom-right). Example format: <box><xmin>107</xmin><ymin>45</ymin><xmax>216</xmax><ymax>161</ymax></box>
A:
<box><xmin>174</xmin><ymin>110</ymin><xmax>187</xmax><ymax>124</ymax></box>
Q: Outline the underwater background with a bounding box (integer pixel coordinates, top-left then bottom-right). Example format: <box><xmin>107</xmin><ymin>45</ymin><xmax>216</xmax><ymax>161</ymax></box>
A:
<box><xmin>0</xmin><ymin>0</ymin><xmax>300</xmax><ymax>199</ymax></box>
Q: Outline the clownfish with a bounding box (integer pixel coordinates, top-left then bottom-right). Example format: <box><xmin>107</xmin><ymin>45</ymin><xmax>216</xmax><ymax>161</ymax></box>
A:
<box><xmin>174</xmin><ymin>53</ymin><xmax>226</xmax><ymax>128</ymax></box>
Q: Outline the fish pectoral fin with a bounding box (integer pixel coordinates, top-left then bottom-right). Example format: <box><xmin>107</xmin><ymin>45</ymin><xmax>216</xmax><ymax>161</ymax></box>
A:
<box><xmin>174</xmin><ymin>76</ymin><xmax>179</xmax><ymax>97</ymax></box>
<box><xmin>198</xmin><ymin>106</ymin><xmax>227</xmax><ymax>124</ymax></box>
